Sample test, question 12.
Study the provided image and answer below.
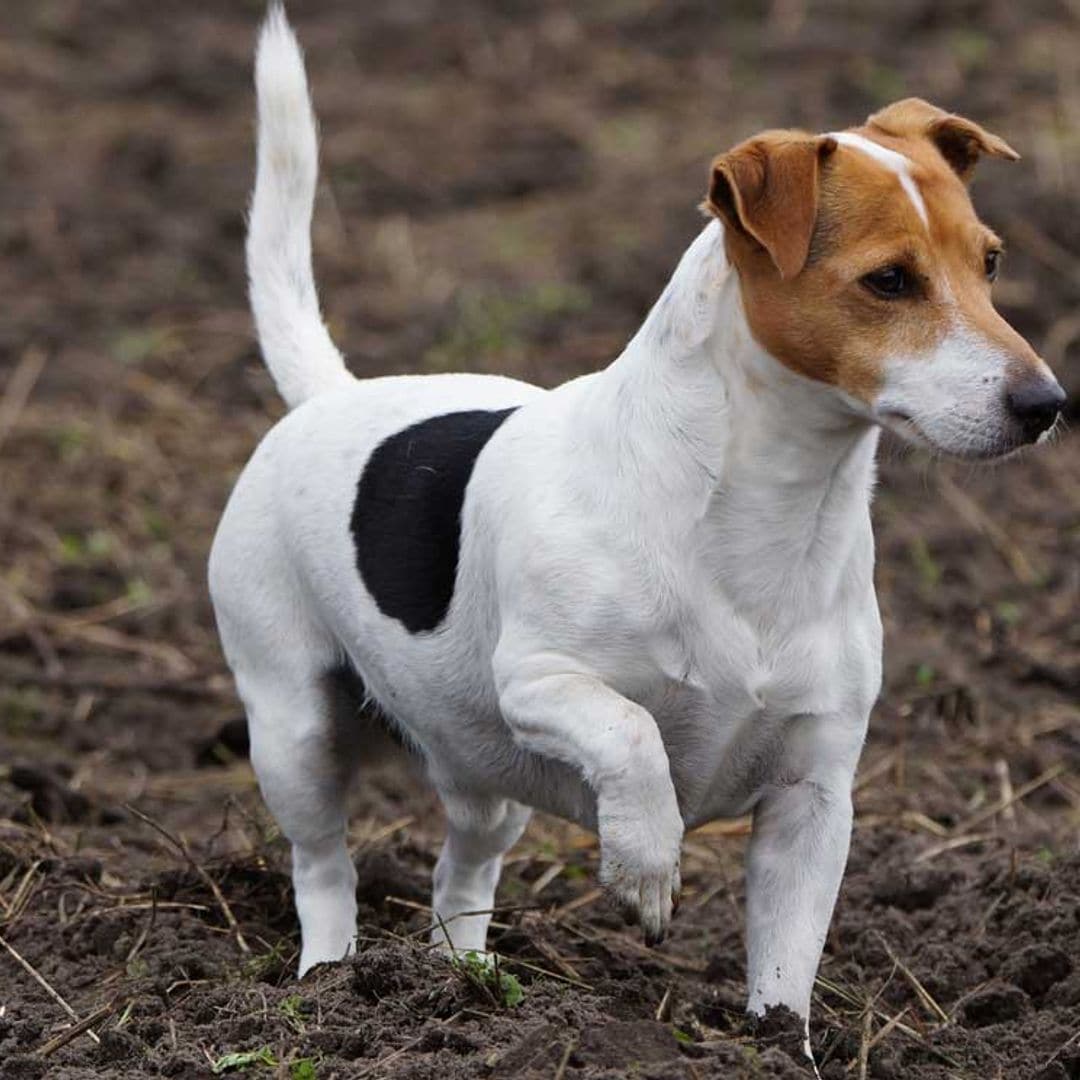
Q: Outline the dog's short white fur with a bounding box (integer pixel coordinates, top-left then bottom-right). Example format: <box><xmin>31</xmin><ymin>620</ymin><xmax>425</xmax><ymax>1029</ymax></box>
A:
<box><xmin>210</xmin><ymin>7</ymin><xmax>1063</xmax><ymax>1057</ymax></box>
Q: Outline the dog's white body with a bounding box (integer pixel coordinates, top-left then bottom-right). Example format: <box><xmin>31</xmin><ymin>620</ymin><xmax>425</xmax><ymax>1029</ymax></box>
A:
<box><xmin>210</xmin><ymin>9</ymin><xmax>1062</xmax><ymax>1051</ymax></box>
<box><xmin>213</xmin><ymin>220</ymin><xmax>880</xmax><ymax>1010</ymax></box>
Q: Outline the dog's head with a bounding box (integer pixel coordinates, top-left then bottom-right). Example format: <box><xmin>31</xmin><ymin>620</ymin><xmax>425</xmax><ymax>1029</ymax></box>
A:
<box><xmin>705</xmin><ymin>98</ymin><xmax>1064</xmax><ymax>459</ymax></box>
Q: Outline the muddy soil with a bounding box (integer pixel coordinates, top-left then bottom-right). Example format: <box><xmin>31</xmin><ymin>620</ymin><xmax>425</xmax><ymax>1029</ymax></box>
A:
<box><xmin>1</xmin><ymin>1</ymin><xmax>1078</xmax><ymax>1077</ymax></box>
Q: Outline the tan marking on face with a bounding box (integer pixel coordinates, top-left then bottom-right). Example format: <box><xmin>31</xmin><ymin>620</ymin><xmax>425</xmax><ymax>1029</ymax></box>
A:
<box><xmin>715</xmin><ymin>120</ymin><xmax>1042</xmax><ymax>404</ymax></box>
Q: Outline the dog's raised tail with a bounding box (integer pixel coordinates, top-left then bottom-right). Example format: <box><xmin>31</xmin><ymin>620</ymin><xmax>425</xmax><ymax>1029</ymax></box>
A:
<box><xmin>247</xmin><ymin>4</ymin><xmax>351</xmax><ymax>410</ymax></box>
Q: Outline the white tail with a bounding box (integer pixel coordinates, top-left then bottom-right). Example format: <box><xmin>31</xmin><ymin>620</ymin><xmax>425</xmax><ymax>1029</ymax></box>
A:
<box><xmin>247</xmin><ymin>4</ymin><xmax>352</xmax><ymax>409</ymax></box>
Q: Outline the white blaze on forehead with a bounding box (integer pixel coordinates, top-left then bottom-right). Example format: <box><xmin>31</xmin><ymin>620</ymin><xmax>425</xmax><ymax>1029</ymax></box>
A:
<box><xmin>828</xmin><ymin>131</ymin><xmax>928</xmax><ymax>226</ymax></box>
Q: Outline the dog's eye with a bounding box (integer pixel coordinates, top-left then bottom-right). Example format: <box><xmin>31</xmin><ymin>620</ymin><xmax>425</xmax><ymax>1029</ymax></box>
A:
<box><xmin>862</xmin><ymin>265</ymin><xmax>910</xmax><ymax>299</ymax></box>
<box><xmin>985</xmin><ymin>249</ymin><xmax>1002</xmax><ymax>282</ymax></box>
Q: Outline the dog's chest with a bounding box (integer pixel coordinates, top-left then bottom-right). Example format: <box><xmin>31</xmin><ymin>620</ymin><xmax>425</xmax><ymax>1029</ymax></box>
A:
<box><xmin>642</xmin><ymin>599</ymin><xmax>865</xmax><ymax>822</ymax></box>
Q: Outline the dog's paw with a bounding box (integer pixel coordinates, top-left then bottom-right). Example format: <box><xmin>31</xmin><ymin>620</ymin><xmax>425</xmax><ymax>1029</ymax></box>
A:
<box><xmin>597</xmin><ymin>788</ymin><xmax>683</xmax><ymax>944</ymax></box>
<box><xmin>298</xmin><ymin>935</ymin><xmax>356</xmax><ymax>978</ymax></box>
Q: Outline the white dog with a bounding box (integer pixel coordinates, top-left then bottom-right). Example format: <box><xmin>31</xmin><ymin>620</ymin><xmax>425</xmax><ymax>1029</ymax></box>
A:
<box><xmin>209</xmin><ymin>4</ymin><xmax>1064</xmax><ymax>1052</ymax></box>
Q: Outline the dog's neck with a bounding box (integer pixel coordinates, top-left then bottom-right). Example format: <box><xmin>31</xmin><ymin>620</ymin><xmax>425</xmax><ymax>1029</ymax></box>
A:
<box><xmin>580</xmin><ymin>221</ymin><xmax>879</xmax><ymax>602</ymax></box>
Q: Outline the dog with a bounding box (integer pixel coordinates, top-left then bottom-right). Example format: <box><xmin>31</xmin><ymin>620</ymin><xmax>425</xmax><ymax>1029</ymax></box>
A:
<box><xmin>209</xmin><ymin>4</ymin><xmax>1065</xmax><ymax>1058</ymax></box>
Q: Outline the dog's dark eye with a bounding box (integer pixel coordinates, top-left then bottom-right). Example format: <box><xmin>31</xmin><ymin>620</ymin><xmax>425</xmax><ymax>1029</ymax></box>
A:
<box><xmin>985</xmin><ymin>249</ymin><xmax>1002</xmax><ymax>282</ymax></box>
<box><xmin>862</xmin><ymin>265</ymin><xmax>910</xmax><ymax>299</ymax></box>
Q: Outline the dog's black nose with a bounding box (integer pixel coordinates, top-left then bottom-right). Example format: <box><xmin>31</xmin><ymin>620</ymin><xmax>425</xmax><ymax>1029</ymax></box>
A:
<box><xmin>1007</xmin><ymin>378</ymin><xmax>1066</xmax><ymax>442</ymax></box>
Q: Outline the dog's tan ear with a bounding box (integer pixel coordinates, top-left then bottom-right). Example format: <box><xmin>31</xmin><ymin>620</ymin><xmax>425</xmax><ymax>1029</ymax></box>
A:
<box><xmin>705</xmin><ymin>132</ymin><xmax>837</xmax><ymax>281</ymax></box>
<box><xmin>868</xmin><ymin>98</ymin><xmax>1019</xmax><ymax>181</ymax></box>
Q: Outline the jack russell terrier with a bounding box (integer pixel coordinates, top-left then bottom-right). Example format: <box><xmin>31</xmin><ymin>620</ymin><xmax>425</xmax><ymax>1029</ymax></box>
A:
<box><xmin>210</xmin><ymin>4</ymin><xmax>1065</xmax><ymax>1054</ymax></box>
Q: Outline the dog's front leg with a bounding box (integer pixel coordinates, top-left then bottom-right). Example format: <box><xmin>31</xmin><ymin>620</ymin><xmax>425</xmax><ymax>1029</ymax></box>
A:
<box><xmin>743</xmin><ymin>708</ymin><xmax>867</xmax><ymax>1029</ymax></box>
<box><xmin>496</xmin><ymin>665</ymin><xmax>683</xmax><ymax>942</ymax></box>
<box><xmin>745</xmin><ymin>776</ymin><xmax>852</xmax><ymax>1018</ymax></box>
<box><xmin>742</xmin><ymin>741</ymin><xmax>862</xmax><ymax>1078</ymax></box>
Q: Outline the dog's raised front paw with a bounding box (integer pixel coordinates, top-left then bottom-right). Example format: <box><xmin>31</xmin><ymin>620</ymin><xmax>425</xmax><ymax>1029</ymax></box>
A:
<box><xmin>597</xmin><ymin>788</ymin><xmax>683</xmax><ymax>944</ymax></box>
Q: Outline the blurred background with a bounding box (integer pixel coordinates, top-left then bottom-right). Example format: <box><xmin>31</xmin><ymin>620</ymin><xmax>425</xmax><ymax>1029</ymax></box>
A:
<box><xmin>1</xmin><ymin>2</ymin><xmax>1078</xmax><ymax>1077</ymax></box>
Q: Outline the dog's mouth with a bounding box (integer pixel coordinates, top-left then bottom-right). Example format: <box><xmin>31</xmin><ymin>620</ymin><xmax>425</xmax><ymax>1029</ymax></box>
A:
<box><xmin>873</xmin><ymin>408</ymin><xmax>1021</xmax><ymax>461</ymax></box>
<box><xmin>874</xmin><ymin>408</ymin><xmax>926</xmax><ymax>446</ymax></box>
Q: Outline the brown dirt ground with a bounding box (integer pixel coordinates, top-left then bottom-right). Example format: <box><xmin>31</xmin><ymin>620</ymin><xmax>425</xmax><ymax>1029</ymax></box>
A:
<box><xmin>1</xmin><ymin>1</ymin><xmax>1079</xmax><ymax>1077</ymax></box>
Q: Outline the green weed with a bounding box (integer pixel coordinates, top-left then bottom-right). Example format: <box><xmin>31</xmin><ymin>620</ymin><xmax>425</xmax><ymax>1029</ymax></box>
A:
<box><xmin>211</xmin><ymin>1047</ymin><xmax>278</xmax><ymax>1074</ymax></box>
<box><xmin>111</xmin><ymin>326</ymin><xmax>179</xmax><ymax>366</ymax></box>
<box><xmin>908</xmin><ymin>536</ymin><xmax>941</xmax><ymax>590</ymax></box>
<box><xmin>995</xmin><ymin>601</ymin><xmax>1023</xmax><ymax>626</ymax></box>
<box><xmin>290</xmin><ymin>1058</ymin><xmax>319</xmax><ymax>1080</ymax></box>
<box><xmin>240</xmin><ymin>942</ymin><xmax>289</xmax><ymax>982</ymax></box>
<box><xmin>452</xmin><ymin>950</ymin><xmax>525</xmax><ymax>1008</ymax></box>
<box><xmin>279</xmin><ymin>994</ymin><xmax>308</xmax><ymax>1033</ymax></box>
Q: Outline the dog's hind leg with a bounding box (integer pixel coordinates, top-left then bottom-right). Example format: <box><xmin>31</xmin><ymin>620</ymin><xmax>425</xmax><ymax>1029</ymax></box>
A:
<box><xmin>431</xmin><ymin>791</ymin><xmax>531</xmax><ymax>954</ymax></box>
<box><xmin>214</xmin><ymin>582</ymin><xmax>363</xmax><ymax>977</ymax></box>
<box><xmin>240</xmin><ymin>659</ymin><xmax>364</xmax><ymax>976</ymax></box>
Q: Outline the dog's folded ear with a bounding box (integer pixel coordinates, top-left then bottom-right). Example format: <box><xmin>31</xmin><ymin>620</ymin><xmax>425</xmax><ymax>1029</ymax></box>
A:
<box><xmin>867</xmin><ymin>98</ymin><xmax>1019</xmax><ymax>181</ymax></box>
<box><xmin>705</xmin><ymin>132</ymin><xmax>837</xmax><ymax>281</ymax></box>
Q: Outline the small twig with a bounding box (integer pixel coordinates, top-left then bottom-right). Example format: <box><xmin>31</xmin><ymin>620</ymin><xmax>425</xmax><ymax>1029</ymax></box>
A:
<box><xmin>952</xmin><ymin>763</ymin><xmax>1067</xmax><ymax>836</ymax></box>
<box><xmin>125</xmin><ymin>804</ymin><xmax>250</xmax><ymax>954</ymax></box>
<box><xmin>353</xmin><ymin>1010</ymin><xmax>465</xmax><ymax>1078</ymax></box>
<box><xmin>2</xmin><ymin>860</ymin><xmax>43</xmax><ymax>926</ymax></box>
<box><xmin>0</xmin><ymin>658</ymin><xmax>230</xmax><ymax>699</ymax></box>
<box><xmin>34</xmin><ymin>1000</ymin><xmax>116</xmax><ymax>1057</ymax></box>
<box><xmin>935</xmin><ymin>472</ymin><xmax>1040</xmax><ymax>584</ymax></box>
<box><xmin>529</xmin><ymin>861</ymin><xmax>566</xmax><ymax>897</ymax></box>
<box><xmin>431</xmin><ymin>907</ymin><xmax>459</xmax><ymax>956</ymax></box>
<box><xmin>553</xmin><ymin>1035</ymin><xmax>576</xmax><ymax>1080</ymax></box>
<box><xmin>900</xmin><ymin>811</ymin><xmax>950</xmax><ymax>838</ymax></box>
<box><xmin>655</xmin><ymin>984</ymin><xmax>673</xmax><ymax>1022</ymax></box>
<box><xmin>385</xmin><ymin>896</ymin><xmax>537</xmax><ymax>917</ymax></box>
<box><xmin>386</xmin><ymin>895</ymin><xmax>531</xmax><ymax>936</ymax></box>
<box><xmin>0</xmin><ymin>346</ymin><xmax>47</xmax><ymax>456</ymax></box>
<box><xmin>688</xmin><ymin>817</ymin><xmax>752</xmax><ymax>837</ymax></box>
<box><xmin>52</xmin><ymin>592</ymin><xmax>168</xmax><ymax>631</ymax></box>
<box><xmin>856</xmin><ymin>1005</ymin><xmax>873</xmax><ymax>1080</ymax></box>
<box><xmin>976</xmin><ymin>892</ymin><xmax>1007</xmax><ymax>938</ymax></box>
<box><xmin>0</xmin><ymin>932</ymin><xmax>101</xmax><ymax>1044</ymax></box>
<box><xmin>357</xmin><ymin>815</ymin><xmax>413</xmax><ymax>849</ymax></box>
<box><xmin>0</xmin><ymin>594</ymin><xmax>196</xmax><ymax>675</ymax></box>
<box><xmin>526</xmin><ymin>931</ymin><xmax>583</xmax><ymax>982</ymax></box>
<box><xmin>853</xmin><ymin>752</ymin><xmax>899</xmax><ymax>793</ymax></box>
<box><xmin>815</xmin><ymin>975</ymin><xmax>961</xmax><ymax>1065</ymax></box>
<box><xmin>995</xmin><ymin>759</ymin><xmax>1017</xmax><ymax>825</ymax></box>
<box><xmin>550</xmin><ymin>887</ymin><xmax>603</xmax><ymax>919</ymax></box>
<box><xmin>560</xmin><ymin>921</ymin><xmax>705</xmax><ymax>973</ymax></box>
<box><xmin>0</xmin><ymin>579</ymin><xmax>193</xmax><ymax>676</ymax></box>
<box><xmin>356</xmin><ymin>1034</ymin><xmax>428</xmax><ymax>1076</ymax></box>
<box><xmin>874</xmin><ymin>934</ymin><xmax>949</xmax><ymax>1024</ymax></box>
<box><xmin>486</xmin><ymin>952</ymin><xmax>593</xmax><ymax>991</ymax></box>
<box><xmin>46</xmin><ymin>621</ymin><xmax>196</xmax><ymax>676</ymax></box>
<box><xmin>125</xmin><ymin>888</ymin><xmax>158</xmax><ymax>965</ymax></box>
<box><xmin>839</xmin><ymin>1004</ymin><xmax>911</xmax><ymax>1077</ymax></box>
<box><xmin>402</xmin><ymin>907</ymin><xmax>595</xmax><ymax>991</ymax></box>
<box><xmin>914</xmin><ymin>833</ymin><xmax>998</xmax><ymax>864</ymax></box>
<box><xmin>1038</xmin><ymin>1027</ymin><xmax>1080</xmax><ymax>1073</ymax></box>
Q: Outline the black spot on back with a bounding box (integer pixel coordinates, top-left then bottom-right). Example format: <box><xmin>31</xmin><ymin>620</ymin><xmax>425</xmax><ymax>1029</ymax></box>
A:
<box><xmin>351</xmin><ymin>409</ymin><xmax>517</xmax><ymax>633</ymax></box>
